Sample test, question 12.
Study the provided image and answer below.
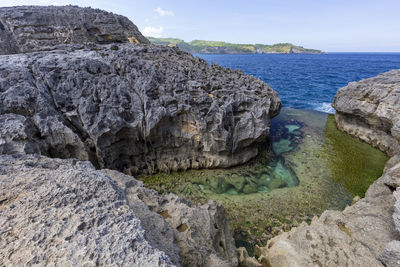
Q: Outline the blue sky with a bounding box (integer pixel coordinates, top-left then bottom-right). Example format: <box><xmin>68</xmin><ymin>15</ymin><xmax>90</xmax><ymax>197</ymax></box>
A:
<box><xmin>1</xmin><ymin>0</ymin><xmax>400</xmax><ymax>52</ymax></box>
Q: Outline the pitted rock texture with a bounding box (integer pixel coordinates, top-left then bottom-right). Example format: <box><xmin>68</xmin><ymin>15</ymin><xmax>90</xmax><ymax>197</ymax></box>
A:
<box><xmin>0</xmin><ymin>43</ymin><xmax>281</xmax><ymax>174</ymax></box>
<box><xmin>0</xmin><ymin>5</ymin><xmax>149</xmax><ymax>55</ymax></box>
<box><xmin>0</xmin><ymin>154</ymin><xmax>173</xmax><ymax>266</ymax></box>
<box><xmin>332</xmin><ymin>69</ymin><xmax>400</xmax><ymax>156</ymax></box>
<box><xmin>104</xmin><ymin>169</ymin><xmax>237</xmax><ymax>267</ymax></box>
<box><xmin>0</xmin><ymin>154</ymin><xmax>237</xmax><ymax>266</ymax></box>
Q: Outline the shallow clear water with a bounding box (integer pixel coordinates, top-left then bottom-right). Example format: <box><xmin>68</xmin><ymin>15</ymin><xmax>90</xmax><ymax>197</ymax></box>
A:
<box><xmin>140</xmin><ymin>108</ymin><xmax>388</xmax><ymax>252</ymax></box>
<box><xmin>196</xmin><ymin>53</ymin><xmax>400</xmax><ymax>112</ymax></box>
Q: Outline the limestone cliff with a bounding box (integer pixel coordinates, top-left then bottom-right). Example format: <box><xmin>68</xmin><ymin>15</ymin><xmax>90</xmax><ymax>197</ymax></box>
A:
<box><xmin>0</xmin><ymin>43</ymin><xmax>280</xmax><ymax>175</ymax></box>
<box><xmin>0</xmin><ymin>5</ymin><xmax>149</xmax><ymax>55</ymax></box>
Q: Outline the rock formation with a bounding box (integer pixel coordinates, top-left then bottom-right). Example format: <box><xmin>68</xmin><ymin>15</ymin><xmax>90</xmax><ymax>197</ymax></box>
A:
<box><xmin>248</xmin><ymin>70</ymin><xmax>400</xmax><ymax>266</ymax></box>
<box><xmin>0</xmin><ymin>5</ymin><xmax>149</xmax><ymax>55</ymax></box>
<box><xmin>0</xmin><ymin>5</ymin><xmax>283</xmax><ymax>267</ymax></box>
<box><xmin>332</xmin><ymin>70</ymin><xmax>400</xmax><ymax>156</ymax></box>
<box><xmin>0</xmin><ymin>42</ymin><xmax>281</xmax><ymax>174</ymax></box>
<box><xmin>0</xmin><ymin>154</ymin><xmax>237</xmax><ymax>266</ymax></box>
<box><xmin>0</xmin><ymin>154</ymin><xmax>173</xmax><ymax>266</ymax></box>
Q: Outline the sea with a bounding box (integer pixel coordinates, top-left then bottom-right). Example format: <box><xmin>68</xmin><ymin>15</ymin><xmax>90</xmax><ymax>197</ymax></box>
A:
<box><xmin>196</xmin><ymin>53</ymin><xmax>400</xmax><ymax>113</ymax></box>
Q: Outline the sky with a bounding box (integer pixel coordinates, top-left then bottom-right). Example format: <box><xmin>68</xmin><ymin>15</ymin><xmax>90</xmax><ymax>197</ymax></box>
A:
<box><xmin>1</xmin><ymin>0</ymin><xmax>399</xmax><ymax>52</ymax></box>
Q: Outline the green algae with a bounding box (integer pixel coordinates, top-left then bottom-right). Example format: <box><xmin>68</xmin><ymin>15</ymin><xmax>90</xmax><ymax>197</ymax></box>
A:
<box><xmin>138</xmin><ymin>108</ymin><xmax>388</xmax><ymax>255</ymax></box>
<box><xmin>323</xmin><ymin>115</ymin><xmax>388</xmax><ymax>197</ymax></box>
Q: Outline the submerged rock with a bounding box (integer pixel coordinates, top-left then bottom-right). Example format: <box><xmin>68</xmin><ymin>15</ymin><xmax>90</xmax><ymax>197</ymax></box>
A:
<box><xmin>0</xmin><ymin>5</ymin><xmax>149</xmax><ymax>55</ymax></box>
<box><xmin>0</xmin><ymin>154</ymin><xmax>237</xmax><ymax>266</ymax></box>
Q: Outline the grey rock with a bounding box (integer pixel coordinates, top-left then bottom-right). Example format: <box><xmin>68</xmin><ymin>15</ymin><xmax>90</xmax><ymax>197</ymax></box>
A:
<box><xmin>103</xmin><ymin>169</ymin><xmax>238</xmax><ymax>267</ymax></box>
<box><xmin>0</xmin><ymin>43</ymin><xmax>281</xmax><ymax>174</ymax></box>
<box><xmin>0</xmin><ymin>5</ymin><xmax>149</xmax><ymax>55</ymax></box>
<box><xmin>0</xmin><ymin>154</ymin><xmax>237</xmax><ymax>266</ymax></box>
<box><xmin>393</xmin><ymin>188</ymin><xmax>400</xmax><ymax>234</ymax></box>
<box><xmin>380</xmin><ymin>240</ymin><xmax>400</xmax><ymax>267</ymax></box>
<box><xmin>332</xmin><ymin>69</ymin><xmax>400</xmax><ymax>155</ymax></box>
<box><xmin>383</xmin><ymin>162</ymin><xmax>400</xmax><ymax>189</ymax></box>
<box><xmin>0</xmin><ymin>154</ymin><xmax>174</xmax><ymax>266</ymax></box>
<box><xmin>237</xmin><ymin>247</ymin><xmax>261</xmax><ymax>267</ymax></box>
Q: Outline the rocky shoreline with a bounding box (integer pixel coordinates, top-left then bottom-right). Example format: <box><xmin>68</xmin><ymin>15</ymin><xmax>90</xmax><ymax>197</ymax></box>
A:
<box><xmin>0</xmin><ymin>5</ymin><xmax>277</xmax><ymax>266</ymax></box>
<box><xmin>249</xmin><ymin>70</ymin><xmax>400</xmax><ymax>266</ymax></box>
<box><xmin>0</xmin><ymin>5</ymin><xmax>399</xmax><ymax>267</ymax></box>
<box><xmin>0</xmin><ymin>6</ymin><xmax>281</xmax><ymax>175</ymax></box>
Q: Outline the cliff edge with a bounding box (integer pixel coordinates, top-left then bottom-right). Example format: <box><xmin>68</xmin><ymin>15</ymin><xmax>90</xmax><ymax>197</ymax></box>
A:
<box><xmin>0</xmin><ymin>5</ymin><xmax>282</xmax><ymax>266</ymax></box>
<box><xmin>0</xmin><ymin>5</ymin><xmax>149</xmax><ymax>55</ymax></box>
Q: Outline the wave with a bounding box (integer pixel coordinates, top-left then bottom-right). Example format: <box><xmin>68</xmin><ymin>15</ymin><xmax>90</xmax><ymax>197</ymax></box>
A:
<box><xmin>312</xmin><ymin>102</ymin><xmax>335</xmax><ymax>114</ymax></box>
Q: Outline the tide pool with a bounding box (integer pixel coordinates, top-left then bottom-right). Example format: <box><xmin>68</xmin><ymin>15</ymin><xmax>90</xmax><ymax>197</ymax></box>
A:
<box><xmin>139</xmin><ymin>108</ymin><xmax>388</xmax><ymax>254</ymax></box>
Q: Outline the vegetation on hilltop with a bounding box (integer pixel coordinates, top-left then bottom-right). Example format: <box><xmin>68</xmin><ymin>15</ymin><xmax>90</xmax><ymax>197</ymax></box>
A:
<box><xmin>147</xmin><ymin>37</ymin><xmax>323</xmax><ymax>54</ymax></box>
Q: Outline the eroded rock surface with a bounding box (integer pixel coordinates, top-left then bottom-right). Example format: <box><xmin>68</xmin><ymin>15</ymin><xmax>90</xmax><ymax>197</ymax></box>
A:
<box><xmin>104</xmin><ymin>169</ymin><xmax>237</xmax><ymax>267</ymax></box>
<box><xmin>0</xmin><ymin>5</ymin><xmax>149</xmax><ymax>55</ymax></box>
<box><xmin>0</xmin><ymin>154</ymin><xmax>173</xmax><ymax>266</ymax></box>
<box><xmin>332</xmin><ymin>69</ymin><xmax>400</xmax><ymax>156</ymax></box>
<box><xmin>0</xmin><ymin>154</ymin><xmax>237</xmax><ymax>266</ymax></box>
<box><xmin>0</xmin><ymin>43</ymin><xmax>281</xmax><ymax>174</ymax></box>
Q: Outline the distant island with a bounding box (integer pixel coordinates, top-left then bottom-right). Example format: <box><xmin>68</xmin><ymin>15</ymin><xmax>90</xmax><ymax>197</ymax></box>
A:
<box><xmin>148</xmin><ymin>37</ymin><xmax>323</xmax><ymax>54</ymax></box>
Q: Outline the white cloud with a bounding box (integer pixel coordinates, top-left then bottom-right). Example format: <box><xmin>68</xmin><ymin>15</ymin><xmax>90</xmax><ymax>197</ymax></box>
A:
<box><xmin>154</xmin><ymin>7</ymin><xmax>174</xmax><ymax>17</ymax></box>
<box><xmin>142</xmin><ymin>26</ymin><xmax>163</xmax><ymax>37</ymax></box>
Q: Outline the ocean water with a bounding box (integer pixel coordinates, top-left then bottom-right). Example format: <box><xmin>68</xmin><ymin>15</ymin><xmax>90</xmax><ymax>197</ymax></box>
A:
<box><xmin>196</xmin><ymin>53</ymin><xmax>400</xmax><ymax>113</ymax></box>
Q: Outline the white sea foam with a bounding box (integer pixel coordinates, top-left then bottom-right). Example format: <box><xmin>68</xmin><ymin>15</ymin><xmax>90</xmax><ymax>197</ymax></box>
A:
<box><xmin>313</xmin><ymin>102</ymin><xmax>335</xmax><ymax>114</ymax></box>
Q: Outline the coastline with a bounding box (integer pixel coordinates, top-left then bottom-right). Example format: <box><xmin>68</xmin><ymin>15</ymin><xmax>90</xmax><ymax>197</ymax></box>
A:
<box><xmin>0</xmin><ymin>5</ymin><xmax>399</xmax><ymax>267</ymax></box>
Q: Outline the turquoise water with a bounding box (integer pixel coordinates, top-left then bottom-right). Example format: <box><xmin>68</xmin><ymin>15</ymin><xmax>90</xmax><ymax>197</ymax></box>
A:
<box><xmin>140</xmin><ymin>108</ymin><xmax>388</xmax><ymax>251</ymax></box>
<box><xmin>197</xmin><ymin>53</ymin><xmax>400</xmax><ymax>113</ymax></box>
<box><xmin>199</xmin><ymin>121</ymin><xmax>301</xmax><ymax>195</ymax></box>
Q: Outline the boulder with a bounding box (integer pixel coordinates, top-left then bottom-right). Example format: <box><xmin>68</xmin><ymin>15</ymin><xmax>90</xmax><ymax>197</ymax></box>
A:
<box><xmin>0</xmin><ymin>42</ymin><xmax>280</xmax><ymax>174</ymax></box>
<box><xmin>0</xmin><ymin>5</ymin><xmax>149</xmax><ymax>55</ymax></box>
<box><xmin>332</xmin><ymin>69</ymin><xmax>400</xmax><ymax>156</ymax></box>
<box><xmin>0</xmin><ymin>154</ymin><xmax>237</xmax><ymax>266</ymax></box>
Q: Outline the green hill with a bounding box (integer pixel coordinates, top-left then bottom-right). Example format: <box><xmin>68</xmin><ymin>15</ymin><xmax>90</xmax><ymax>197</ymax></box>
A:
<box><xmin>147</xmin><ymin>37</ymin><xmax>323</xmax><ymax>54</ymax></box>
